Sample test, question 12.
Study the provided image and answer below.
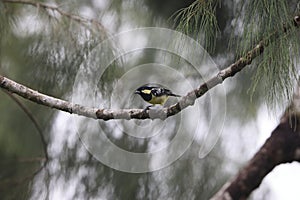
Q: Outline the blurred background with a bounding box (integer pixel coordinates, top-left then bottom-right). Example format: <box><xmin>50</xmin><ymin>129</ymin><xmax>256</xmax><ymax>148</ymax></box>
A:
<box><xmin>1</xmin><ymin>0</ymin><xmax>300</xmax><ymax>199</ymax></box>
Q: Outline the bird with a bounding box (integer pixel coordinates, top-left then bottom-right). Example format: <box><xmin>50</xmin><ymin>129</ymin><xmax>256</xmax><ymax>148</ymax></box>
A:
<box><xmin>134</xmin><ymin>84</ymin><xmax>181</xmax><ymax>110</ymax></box>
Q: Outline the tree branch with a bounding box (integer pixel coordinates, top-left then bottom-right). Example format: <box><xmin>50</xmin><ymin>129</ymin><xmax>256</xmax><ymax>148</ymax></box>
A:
<box><xmin>0</xmin><ymin>9</ymin><xmax>299</xmax><ymax>120</ymax></box>
<box><xmin>211</xmin><ymin>122</ymin><xmax>300</xmax><ymax>200</ymax></box>
<box><xmin>210</xmin><ymin>84</ymin><xmax>300</xmax><ymax>200</ymax></box>
<box><xmin>2</xmin><ymin>90</ymin><xmax>48</xmax><ymax>160</ymax></box>
<box><xmin>0</xmin><ymin>160</ymin><xmax>46</xmax><ymax>188</ymax></box>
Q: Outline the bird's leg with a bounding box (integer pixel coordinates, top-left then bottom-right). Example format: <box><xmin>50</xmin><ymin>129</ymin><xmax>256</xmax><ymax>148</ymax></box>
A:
<box><xmin>143</xmin><ymin>105</ymin><xmax>153</xmax><ymax>112</ymax></box>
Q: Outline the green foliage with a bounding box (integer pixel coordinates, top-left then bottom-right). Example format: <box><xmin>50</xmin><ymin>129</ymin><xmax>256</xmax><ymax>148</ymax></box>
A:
<box><xmin>2</xmin><ymin>0</ymin><xmax>300</xmax><ymax>199</ymax></box>
<box><xmin>172</xmin><ymin>0</ymin><xmax>220</xmax><ymax>53</ymax></box>
<box><xmin>173</xmin><ymin>0</ymin><xmax>300</xmax><ymax>109</ymax></box>
<box><xmin>235</xmin><ymin>0</ymin><xmax>300</xmax><ymax>108</ymax></box>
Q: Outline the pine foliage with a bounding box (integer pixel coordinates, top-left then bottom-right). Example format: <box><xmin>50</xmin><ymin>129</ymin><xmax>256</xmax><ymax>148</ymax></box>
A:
<box><xmin>174</xmin><ymin>0</ymin><xmax>300</xmax><ymax>109</ymax></box>
<box><xmin>172</xmin><ymin>0</ymin><xmax>220</xmax><ymax>52</ymax></box>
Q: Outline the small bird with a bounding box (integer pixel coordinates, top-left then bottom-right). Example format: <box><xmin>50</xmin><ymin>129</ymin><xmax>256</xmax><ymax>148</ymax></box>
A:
<box><xmin>135</xmin><ymin>84</ymin><xmax>181</xmax><ymax>109</ymax></box>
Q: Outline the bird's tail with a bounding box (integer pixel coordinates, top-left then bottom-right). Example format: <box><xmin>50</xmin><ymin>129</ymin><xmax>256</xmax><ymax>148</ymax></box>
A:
<box><xmin>170</xmin><ymin>93</ymin><xmax>181</xmax><ymax>97</ymax></box>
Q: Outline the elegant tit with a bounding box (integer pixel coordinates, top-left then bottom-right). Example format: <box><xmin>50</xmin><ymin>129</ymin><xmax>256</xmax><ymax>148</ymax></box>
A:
<box><xmin>135</xmin><ymin>84</ymin><xmax>181</xmax><ymax>109</ymax></box>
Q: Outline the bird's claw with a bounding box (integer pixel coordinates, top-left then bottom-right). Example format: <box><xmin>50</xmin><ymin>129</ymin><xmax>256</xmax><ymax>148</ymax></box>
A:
<box><xmin>143</xmin><ymin>105</ymin><xmax>153</xmax><ymax>112</ymax></box>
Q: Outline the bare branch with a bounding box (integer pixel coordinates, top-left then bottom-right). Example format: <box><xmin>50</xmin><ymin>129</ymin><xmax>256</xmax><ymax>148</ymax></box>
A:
<box><xmin>0</xmin><ymin>38</ymin><xmax>278</xmax><ymax>120</ymax></box>
<box><xmin>0</xmin><ymin>7</ymin><xmax>299</xmax><ymax>120</ymax></box>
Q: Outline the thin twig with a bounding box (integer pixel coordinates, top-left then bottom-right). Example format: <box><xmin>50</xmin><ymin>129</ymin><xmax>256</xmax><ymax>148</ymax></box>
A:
<box><xmin>0</xmin><ymin>162</ymin><xmax>45</xmax><ymax>188</ymax></box>
<box><xmin>1</xmin><ymin>90</ymin><xmax>48</xmax><ymax>160</ymax></box>
<box><xmin>2</xmin><ymin>0</ymin><xmax>106</xmax><ymax>33</ymax></box>
<box><xmin>0</xmin><ymin>156</ymin><xmax>45</xmax><ymax>164</ymax></box>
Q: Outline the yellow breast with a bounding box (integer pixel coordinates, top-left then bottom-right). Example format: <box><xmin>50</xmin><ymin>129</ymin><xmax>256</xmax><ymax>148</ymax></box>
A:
<box><xmin>148</xmin><ymin>95</ymin><xmax>169</xmax><ymax>105</ymax></box>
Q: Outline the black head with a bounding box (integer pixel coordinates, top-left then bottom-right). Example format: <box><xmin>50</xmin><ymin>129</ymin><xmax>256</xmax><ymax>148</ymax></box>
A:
<box><xmin>134</xmin><ymin>84</ymin><xmax>156</xmax><ymax>101</ymax></box>
<box><xmin>135</xmin><ymin>84</ymin><xmax>164</xmax><ymax>93</ymax></box>
<box><xmin>135</xmin><ymin>85</ymin><xmax>151</xmax><ymax>93</ymax></box>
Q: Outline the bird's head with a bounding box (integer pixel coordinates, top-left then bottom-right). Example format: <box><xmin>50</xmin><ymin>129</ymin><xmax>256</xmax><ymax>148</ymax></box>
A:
<box><xmin>134</xmin><ymin>85</ymin><xmax>153</xmax><ymax>101</ymax></box>
<box><xmin>134</xmin><ymin>85</ymin><xmax>151</xmax><ymax>96</ymax></box>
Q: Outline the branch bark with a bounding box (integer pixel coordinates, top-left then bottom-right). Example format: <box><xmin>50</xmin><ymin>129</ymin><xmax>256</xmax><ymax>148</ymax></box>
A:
<box><xmin>210</xmin><ymin>86</ymin><xmax>300</xmax><ymax>200</ymax></box>
<box><xmin>0</xmin><ymin>6</ymin><xmax>299</xmax><ymax>120</ymax></box>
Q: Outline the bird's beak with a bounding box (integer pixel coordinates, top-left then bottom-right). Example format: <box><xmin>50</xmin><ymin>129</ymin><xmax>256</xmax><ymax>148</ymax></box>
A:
<box><xmin>134</xmin><ymin>90</ymin><xmax>140</xmax><ymax>94</ymax></box>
